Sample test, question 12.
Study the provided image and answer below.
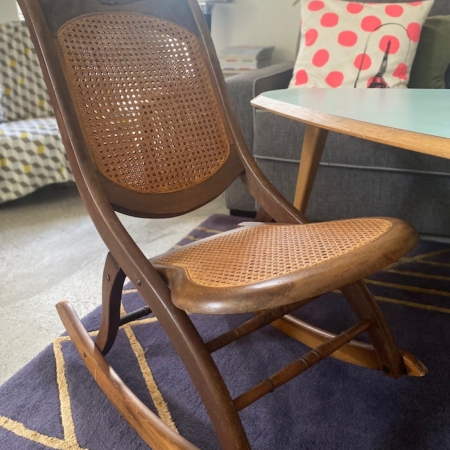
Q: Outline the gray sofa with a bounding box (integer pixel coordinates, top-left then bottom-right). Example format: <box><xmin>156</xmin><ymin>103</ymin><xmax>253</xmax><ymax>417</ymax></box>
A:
<box><xmin>225</xmin><ymin>0</ymin><xmax>450</xmax><ymax>237</ymax></box>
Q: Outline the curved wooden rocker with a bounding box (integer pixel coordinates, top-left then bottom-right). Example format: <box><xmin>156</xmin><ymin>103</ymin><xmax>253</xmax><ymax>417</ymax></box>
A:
<box><xmin>20</xmin><ymin>0</ymin><xmax>426</xmax><ymax>448</ymax></box>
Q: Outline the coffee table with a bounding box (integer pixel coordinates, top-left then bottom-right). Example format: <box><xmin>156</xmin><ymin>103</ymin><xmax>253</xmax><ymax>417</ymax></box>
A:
<box><xmin>251</xmin><ymin>88</ymin><xmax>450</xmax><ymax>213</ymax></box>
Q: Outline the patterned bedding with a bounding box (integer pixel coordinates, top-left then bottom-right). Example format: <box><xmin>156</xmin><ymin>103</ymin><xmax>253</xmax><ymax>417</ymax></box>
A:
<box><xmin>0</xmin><ymin>20</ymin><xmax>73</xmax><ymax>204</ymax></box>
<box><xmin>0</xmin><ymin>117</ymin><xmax>73</xmax><ymax>203</ymax></box>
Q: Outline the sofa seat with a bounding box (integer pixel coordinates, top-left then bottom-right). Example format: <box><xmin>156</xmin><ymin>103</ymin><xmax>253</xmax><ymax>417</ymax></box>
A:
<box><xmin>0</xmin><ymin>117</ymin><xmax>73</xmax><ymax>203</ymax></box>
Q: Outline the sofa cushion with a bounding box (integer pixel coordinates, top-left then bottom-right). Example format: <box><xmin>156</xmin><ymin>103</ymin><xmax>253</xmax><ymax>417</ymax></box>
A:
<box><xmin>409</xmin><ymin>15</ymin><xmax>450</xmax><ymax>88</ymax></box>
<box><xmin>289</xmin><ymin>0</ymin><xmax>434</xmax><ymax>89</ymax></box>
<box><xmin>0</xmin><ymin>117</ymin><xmax>73</xmax><ymax>203</ymax></box>
<box><xmin>0</xmin><ymin>21</ymin><xmax>54</xmax><ymax>122</ymax></box>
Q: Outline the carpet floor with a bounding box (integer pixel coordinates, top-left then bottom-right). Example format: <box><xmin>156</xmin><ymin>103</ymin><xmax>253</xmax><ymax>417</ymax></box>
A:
<box><xmin>1</xmin><ymin>214</ymin><xmax>450</xmax><ymax>449</ymax></box>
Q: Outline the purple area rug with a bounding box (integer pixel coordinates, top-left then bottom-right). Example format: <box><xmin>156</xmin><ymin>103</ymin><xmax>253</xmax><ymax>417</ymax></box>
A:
<box><xmin>1</xmin><ymin>213</ymin><xmax>450</xmax><ymax>449</ymax></box>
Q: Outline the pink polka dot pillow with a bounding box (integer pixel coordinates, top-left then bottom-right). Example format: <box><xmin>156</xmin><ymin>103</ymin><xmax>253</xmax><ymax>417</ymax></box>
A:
<box><xmin>289</xmin><ymin>0</ymin><xmax>434</xmax><ymax>89</ymax></box>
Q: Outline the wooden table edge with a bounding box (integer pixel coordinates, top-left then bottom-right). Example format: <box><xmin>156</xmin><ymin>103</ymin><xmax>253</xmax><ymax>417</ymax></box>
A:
<box><xmin>251</xmin><ymin>94</ymin><xmax>450</xmax><ymax>160</ymax></box>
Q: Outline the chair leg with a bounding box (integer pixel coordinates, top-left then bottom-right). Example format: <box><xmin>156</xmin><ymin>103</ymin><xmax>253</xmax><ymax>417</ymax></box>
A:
<box><xmin>340</xmin><ymin>280</ymin><xmax>405</xmax><ymax>377</ymax></box>
<box><xmin>56</xmin><ymin>301</ymin><xmax>199</xmax><ymax>450</ymax></box>
<box><xmin>61</xmin><ymin>257</ymin><xmax>252</xmax><ymax>449</ymax></box>
<box><xmin>272</xmin><ymin>281</ymin><xmax>426</xmax><ymax>377</ymax></box>
<box><xmin>254</xmin><ymin>207</ymin><xmax>273</xmax><ymax>222</ymax></box>
<box><xmin>271</xmin><ymin>314</ymin><xmax>426</xmax><ymax>376</ymax></box>
<box><xmin>148</xmin><ymin>302</ymin><xmax>251</xmax><ymax>449</ymax></box>
<box><xmin>58</xmin><ymin>294</ymin><xmax>251</xmax><ymax>449</ymax></box>
<box><xmin>95</xmin><ymin>252</ymin><xmax>126</xmax><ymax>355</ymax></box>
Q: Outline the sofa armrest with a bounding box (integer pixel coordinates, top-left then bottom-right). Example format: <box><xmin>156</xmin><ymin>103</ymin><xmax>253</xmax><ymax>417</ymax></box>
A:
<box><xmin>225</xmin><ymin>62</ymin><xmax>294</xmax><ymax>151</ymax></box>
<box><xmin>252</xmin><ymin>62</ymin><xmax>294</xmax><ymax>97</ymax></box>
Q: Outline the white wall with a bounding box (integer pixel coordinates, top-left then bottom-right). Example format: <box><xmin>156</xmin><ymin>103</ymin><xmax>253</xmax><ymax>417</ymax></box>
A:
<box><xmin>0</xmin><ymin>0</ymin><xmax>300</xmax><ymax>63</ymax></box>
<box><xmin>211</xmin><ymin>0</ymin><xmax>301</xmax><ymax>64</ymax></box>
<box><xmin>0</xmin><ymin>0</ymin><xmax>19</xmax><ymax>23</ymax></box>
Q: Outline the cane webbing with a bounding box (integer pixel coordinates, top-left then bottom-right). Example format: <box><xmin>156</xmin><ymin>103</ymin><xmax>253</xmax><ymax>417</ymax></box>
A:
<box><xmin>154</xmin><ymin>219</ymin><xmax>393</xmax><ymax>287</ymax></box>
<box><xmin>57</xmin><ymin>13</ymin><xmax>230</xmax><ymax>193</ymax></box>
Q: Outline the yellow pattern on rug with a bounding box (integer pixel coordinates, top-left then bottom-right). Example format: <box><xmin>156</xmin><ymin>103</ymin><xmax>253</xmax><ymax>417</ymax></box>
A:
<box><xmin>0</xmin><ymin>315</ymin><xmax>172</xmax><ymax>448</ymax></box>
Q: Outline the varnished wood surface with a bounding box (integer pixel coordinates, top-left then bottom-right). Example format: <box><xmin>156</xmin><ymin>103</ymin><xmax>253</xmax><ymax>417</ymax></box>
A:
<box><xmin>152</xmin><ymin>217</ymin><xmax>419</xmax><ymax>314</ymax></box>
<box><xmin>20</xmin><ymin>0</ymin><xmax>429</xmax><ymax>446</ymax></box>
<box><xmin>293</xmin><ymin>125</ymin><xmax>328</xmax><ymax>212</ymax></box>
<box><xmin>233</xmin><ymin>319</ymin><xmax>373</xmax><ymax>412</ymax></box>
<box><xmin>251</xmin><ymin>90</ymin><xmax>450</xmax><ymax>160</ymax></box>
<box><xmin>272</xmin><ymin>314</ymin><xmax>427</xmax><ymax>377</ymax></box>
<box><xmin>56</xmin><ymin>301</ymin><xmax>199</xmax><ymax>450</ymax></box>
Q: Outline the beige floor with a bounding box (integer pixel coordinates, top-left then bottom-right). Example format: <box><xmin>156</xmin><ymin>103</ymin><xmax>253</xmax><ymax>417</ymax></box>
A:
<box><xmin>0</xmin><ymin>183</ymin><xmax>227</xmax><ymax>385</ymax></box>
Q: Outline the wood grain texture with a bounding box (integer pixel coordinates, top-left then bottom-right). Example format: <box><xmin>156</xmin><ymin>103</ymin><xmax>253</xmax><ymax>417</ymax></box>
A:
<box><xmin>56</xmin><ymin>301</ymin><xmax>199</xmax><ymax>450</ymax></box>
<box><xmin>19</xmin><ymin>0</ymin><xmax>429</xmax><ymax>447</ymax></box>
<box><xmin>272</xmin><ymin>314</ymin><xmax>427</xmax><ymax>377</ymax></box>
<box><xmin>251</xmin><ymin>95</ymin><xmax>450</xmax><ymax>159</ymax></box>
<box><xmin>293</xmin><ymin>125</ymin><xmax>328</xmax><ymax>212</ymax></box>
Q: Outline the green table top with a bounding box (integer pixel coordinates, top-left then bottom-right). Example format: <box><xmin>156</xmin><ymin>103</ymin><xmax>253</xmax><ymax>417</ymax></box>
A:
<box><xmin>259</xmin><ymin>88</ymin><xmax>450</xmax><ymax>140</ymax></box>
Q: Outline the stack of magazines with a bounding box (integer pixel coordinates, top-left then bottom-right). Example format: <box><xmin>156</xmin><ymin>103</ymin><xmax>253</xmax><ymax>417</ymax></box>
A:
<box><xmin>219</xmin><ymin>46</ymin><xmax>275</xmax><ymax>75</ymax></box>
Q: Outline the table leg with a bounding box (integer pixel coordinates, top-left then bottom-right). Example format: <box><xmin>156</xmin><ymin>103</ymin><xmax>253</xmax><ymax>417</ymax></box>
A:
<box><xmin>293</xmin><ymin>125</ymin><xmax>329</xmax><ymax>213</ymax></box>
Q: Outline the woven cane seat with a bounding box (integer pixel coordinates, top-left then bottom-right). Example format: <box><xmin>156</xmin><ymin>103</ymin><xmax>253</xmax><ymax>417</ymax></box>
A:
<box><xmin>152</xmin><ymin>218</ymin><xmax>403</xmax><ymax>314</ymax></box>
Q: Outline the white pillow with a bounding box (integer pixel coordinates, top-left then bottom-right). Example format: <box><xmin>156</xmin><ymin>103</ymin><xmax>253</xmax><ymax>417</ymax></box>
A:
<box><xmin>289</xmin><ymin>0</ymin><xmax>434</xmax><ymax>89</ymax></box>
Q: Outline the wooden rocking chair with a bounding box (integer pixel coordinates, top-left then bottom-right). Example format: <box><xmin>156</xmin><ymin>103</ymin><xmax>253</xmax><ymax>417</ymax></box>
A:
<box><xmin>19</xmin><ymin>0</ymin><xmax>426</xmax><ymax>448</ymax></box>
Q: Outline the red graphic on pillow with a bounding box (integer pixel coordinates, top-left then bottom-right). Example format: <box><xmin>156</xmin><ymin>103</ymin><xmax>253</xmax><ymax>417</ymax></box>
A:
<box><xmin>313</xmin><ymin>49</ymin><xmax>330</xmax><ymax>67</ymax></box>
<box><xmin>354</xmin><ymin>53</ymin><xmax>372</xmax><ymax>70</ymax></box>
<box><xmin>326</xmin><ymin>71</ymin><xmax>344</xmax><ymax>87</ymax></box>
<box><xmin>379</xmin><ymin>35</ymin><xmax>400</xmax><ymax>54</ymax></box>
<box><xmin>355</xmin><ymin>24</ymin><xmax>413</xmax><ymax>89</ymax></box>
<box><xmin>385</xmin><ymin>5</ymin><xmax>404</xmax><ymax>17</ymax></box>
<box><xmin>295</xmin><ymin>69</ymin><xmax>309</xmax><ymax>86</ymax></box>
<box><xmin>308</xmin><ymin>0</ymin><xmax>325</xmax><ymax>11</ymax></box>
<box><xmin>407</xmin><ymin>22</ymin><xmax>422</xmax><ymax>42</ymax></box>
<box><xmin>361</xmin><ymin>15</ymin><xmax>382</xmax><ymax>32</ymax></box>
<box><xmin>321</xmin><ymin>12</ymin><xmax>339</xmax><ymax>27</ymax></box>
<box><xmin>305</xmin><ymin>29</ymin><xmax>319</xmax><ymax>46</ymax></box>
<box><xmin>393</xmin><ymin>63</ymin><xmax>408</xmax><ymax>80</ymax></box>
<box><xmin>338</xmin><ymin>30</ymin><xmax>358</xmax><ymax>47</ymax></box>
<box><xmin>293</xmin><ymin>0</ymin><xmax>430</xmax><ymax>89</ymax></box>
<box><xmin>347</xmin><ymin>2</ymin><xmax>364</xmax><ymax>14</ymax></box>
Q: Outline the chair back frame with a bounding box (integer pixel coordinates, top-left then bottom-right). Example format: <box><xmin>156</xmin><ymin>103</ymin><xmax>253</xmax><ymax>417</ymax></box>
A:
<box><xmin>19</xmin><ymin>3</ymin><xmax>264</xmax><ymax>448</ymax></box>
<box><xmin>20</xmin><ymin>0</ymin><xmax>305</xmax><ymax>224</ymax></box>
<box><xmin>17</xmin><ymin>1</ymin><xmax>329</xmax><ymax>449</ymax></box>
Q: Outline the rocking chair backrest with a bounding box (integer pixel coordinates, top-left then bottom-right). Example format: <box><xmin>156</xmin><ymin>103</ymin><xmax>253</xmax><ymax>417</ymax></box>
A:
<box><xmin>19</xmin><ymin>0</ymin><xmax>245</xmax><ymax>217</ymax></box>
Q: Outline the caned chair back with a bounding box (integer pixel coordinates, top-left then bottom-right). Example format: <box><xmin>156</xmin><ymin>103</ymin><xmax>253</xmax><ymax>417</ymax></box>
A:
<box><xmin>21</xmin><ymin>0</ymin><xmax>244</xmax><ymax>217</ymax></box>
